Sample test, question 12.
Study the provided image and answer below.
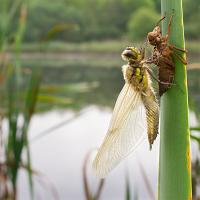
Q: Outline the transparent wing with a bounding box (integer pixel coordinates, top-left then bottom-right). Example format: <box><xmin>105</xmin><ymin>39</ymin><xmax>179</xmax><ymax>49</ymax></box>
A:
<box><xmin>93</xmin><ymin>83</ymin><xmax>147</xmax><ymax>178</ymax></box>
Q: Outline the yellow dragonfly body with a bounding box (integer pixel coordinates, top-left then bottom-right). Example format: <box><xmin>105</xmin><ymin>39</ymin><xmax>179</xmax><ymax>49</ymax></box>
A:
<box><xmin>93</xmin><ymin>47</ymin><xmax>159</xmax><ymax>178</ymax></box>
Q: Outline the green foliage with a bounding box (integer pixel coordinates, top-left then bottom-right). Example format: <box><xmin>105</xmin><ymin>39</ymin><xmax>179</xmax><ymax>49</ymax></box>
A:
<box><xmin>23</xmin><ymin>2</ymin><xmax>83</xmax><ymax>42</ymax></box>
<box><xmin>3</xmin><ymin>0</ymin><xmax>200</xmax><ymax>43</ymax></box>
<box><xmin>127</xmin><ymin>7</ymin><xmax>160</xmax><ymax>41</ymax></box>
<box><xmin>0</xmin><ymin>0</ymin><xmax>23</xmax><ymax>50</ymax></box>
<box><xmin>0</xmin><ymin>1</ymin><xmax>39</xmax><ymax>198</ymax></box>
<box><xmin>5</xmin><ymin>67</ymin><xmax>41</xmax><ymax>197</ymax></box>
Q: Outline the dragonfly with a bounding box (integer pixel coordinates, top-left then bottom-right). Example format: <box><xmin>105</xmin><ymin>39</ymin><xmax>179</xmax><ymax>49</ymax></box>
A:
<box><xmin>93</xmin><ymin>47</ymin><xmax>159</xmax><ymax>178</ymax></box>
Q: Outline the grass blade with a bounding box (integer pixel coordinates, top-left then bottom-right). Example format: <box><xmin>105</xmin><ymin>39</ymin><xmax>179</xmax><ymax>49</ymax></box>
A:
<box><xmin>190</xmin><ymin>134</ymin><xmax>200</xmax><ymax>145</ymax></box>
<box><xmin>83</xmin><ymin>151</ymin><xmax>105</xmax><ymax>200</ymax></box>
<box><xmin>190</xmin><ymin>127</ymin><xmax>200</xmax><ymax>132</ymax></box>
<box><xmin>139</xmin><ymin>163</ymin><xmax>155</xmax><ymax>200</ymax></box>
<box><xmin>31</xmin><ymin>111</ymin><xmax>84</xmax><ymax>143</ymax></box>
<box><xmin>125</xmin><ymin>171</ymin><xmax>131</xmax><ymax>200</ymax></box>
<box><xmin>21</xmin><ymin>68</ymin><xmax>41</xmax><ymax>199</ymax></box>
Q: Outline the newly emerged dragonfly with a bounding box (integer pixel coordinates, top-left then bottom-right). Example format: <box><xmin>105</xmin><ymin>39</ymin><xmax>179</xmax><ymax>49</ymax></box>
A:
<box><xmin>93</xmin><ymin>47</ymin><xmax>159</xmax><ymax>178</ymax></box>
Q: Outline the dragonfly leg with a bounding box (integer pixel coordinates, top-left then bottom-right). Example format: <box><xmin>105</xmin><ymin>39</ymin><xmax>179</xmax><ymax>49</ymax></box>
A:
<box><xmin>140</xmin><ymin>47</ymin><xmax>146</xmax><ymax>60</ymax></box>
<box><xmin>173</xmin><ymin>46</ymin><xmax>187</xmax><ymax>53</ymax></box>
<box><xmin>156</xmin><ymin>15</ymin><xmax>166</xmax><ymax>26</ymax></box>
<box><xmin>173</xmin><ymin>51</ymin><xmax>188</xmax><ymax>65</ymax></box>
<box><xmin>166</xmin><ymin>13</ymin><xmax>174</xmax><ymax>41</ymax></box>
<box><xmin>145</xmin><ymin>67</ymin><xmax>175</xmax><ymax>85</ymax></box>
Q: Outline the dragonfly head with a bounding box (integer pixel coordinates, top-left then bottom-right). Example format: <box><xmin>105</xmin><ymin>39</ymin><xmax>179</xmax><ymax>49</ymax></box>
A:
<box><xmin>121</xmin><ymin>47</ymin><xmax>142</xmax><ymax>63</ymax></box>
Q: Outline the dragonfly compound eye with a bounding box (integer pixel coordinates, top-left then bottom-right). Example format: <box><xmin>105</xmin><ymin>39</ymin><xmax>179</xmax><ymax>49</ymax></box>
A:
<box><xmin>121</xmin><ymin>47</ymin><xmax>140</xmax><ymax>62</ymax></box>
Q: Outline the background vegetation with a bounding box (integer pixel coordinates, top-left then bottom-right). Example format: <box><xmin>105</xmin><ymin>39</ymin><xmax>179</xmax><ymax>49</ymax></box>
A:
<box><xmin>5</xmin><ymin>0</ymin><xmax>200</xmax><ymax>43</ymax></box>
<box><xmin>0</xmin><ymin>0</ymin><xmax>200</xmax><ymax>199</ymax></box>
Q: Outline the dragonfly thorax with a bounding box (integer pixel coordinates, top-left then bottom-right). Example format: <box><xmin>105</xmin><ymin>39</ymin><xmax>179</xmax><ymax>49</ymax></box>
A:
<box><xmin>122</xmin><ymin>65</ymin><xmax>148</xmax><ymax>92</ymax></box>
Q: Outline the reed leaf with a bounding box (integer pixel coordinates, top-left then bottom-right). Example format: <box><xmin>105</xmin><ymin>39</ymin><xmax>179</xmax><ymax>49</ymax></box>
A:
<box><xmin>158</xmin><ymin>0</ymin><xmax>192</xmax><ymax>199</ymax></box>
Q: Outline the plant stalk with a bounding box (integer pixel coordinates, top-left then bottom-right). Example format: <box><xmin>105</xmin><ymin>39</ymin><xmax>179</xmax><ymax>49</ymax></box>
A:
<box><xmin>158</xmin><ymin>0</ymin><xmax>192</xmax><ymax>200</ymax></box>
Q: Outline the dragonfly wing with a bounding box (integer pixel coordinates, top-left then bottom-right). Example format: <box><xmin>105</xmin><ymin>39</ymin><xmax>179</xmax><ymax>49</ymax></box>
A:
<box><xmin>93</xmin><ymin>83</ymin><xmax>147</xmax><ymax>178</ymax></box>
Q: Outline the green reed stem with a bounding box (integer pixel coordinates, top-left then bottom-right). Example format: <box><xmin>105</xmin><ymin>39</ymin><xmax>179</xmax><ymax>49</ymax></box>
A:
<box><xmin>158</xmin><ymin>0</ymin><xmax>192</xmax><ymax>199</ymax></box>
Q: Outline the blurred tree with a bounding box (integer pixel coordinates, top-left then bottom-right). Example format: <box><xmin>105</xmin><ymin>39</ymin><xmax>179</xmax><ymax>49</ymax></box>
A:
<box><xmin>7</xmin><ymin>0</ymin><xmax>200</xmax><ymax>42</ymax></box>
<box><xmin>23</xmin><ymin>2</ymin><xmax>85</xmax><ymax>42</ymax></box>
<box><xmin>127</xmin><ymin>7</ymin><xmax>160</xmax><ymax>41</ymax></box>
<box><xmin>19</xmin><ymin>0</ymin><xmax>159</xmax><ymax>42</ymax></box>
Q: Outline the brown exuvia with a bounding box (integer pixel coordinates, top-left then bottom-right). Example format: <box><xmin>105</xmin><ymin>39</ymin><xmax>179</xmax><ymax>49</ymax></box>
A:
<box><xmin>147</xmin><ymin>14</ymin><xmax>187</xmax><ymax>96</ymax></box>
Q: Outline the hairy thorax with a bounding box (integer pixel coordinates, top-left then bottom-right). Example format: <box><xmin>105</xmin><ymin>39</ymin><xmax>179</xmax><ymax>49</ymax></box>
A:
<box><xmin>122</xmin><ymin>64</ymin><xmax>149</xmax><ymax>92</ymax></box>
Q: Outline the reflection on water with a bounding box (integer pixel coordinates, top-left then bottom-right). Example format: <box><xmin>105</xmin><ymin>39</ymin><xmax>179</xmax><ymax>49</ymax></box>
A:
<box><xmin>18</xmin><ymin>107</ymin><xmax>159</xmax><ymax>200</ymax></box>
<box><xmin>17</xmin><ymin>63</ymin><xmax>200</xmax><ymax>200</ymax></box>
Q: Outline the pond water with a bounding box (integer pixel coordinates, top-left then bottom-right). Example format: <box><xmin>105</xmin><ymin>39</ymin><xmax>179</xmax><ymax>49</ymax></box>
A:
<box><xmin>16</xmin><ymin>62</ymin><xmax>200</xmax><ymax>200</ymax></box>
<box><xmin>19</xmin><ymin>107</ymin><xmax>159</xmax><ymax>200</ymax></box>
